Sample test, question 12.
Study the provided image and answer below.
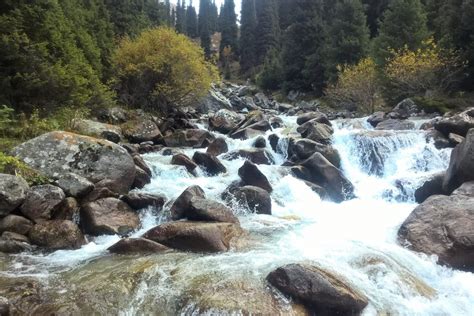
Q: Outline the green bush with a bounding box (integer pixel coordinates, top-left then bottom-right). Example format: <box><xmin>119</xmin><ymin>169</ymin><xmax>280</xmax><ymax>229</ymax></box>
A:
<box><xmin>0</xmin><ymin>152</ymin><xmax>51</xmax><ymax>185</ymax></box>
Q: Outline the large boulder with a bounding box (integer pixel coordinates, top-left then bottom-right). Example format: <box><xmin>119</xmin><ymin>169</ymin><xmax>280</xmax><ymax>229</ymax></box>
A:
<box><xmin>231</xmin><ymin>186</ymin><xmax>272</xmax><ymax>215</ymax></box>
<box><xmin>132</xmin><ymin>166</ymin><xmax>151</xmax><ymax>189</ymax></box>
<box><xmin>230</xmin><ymin>121</ymin><xmax>272</xmax><ymax>140</ymax></box>
<box><xmin>197</xmin><ymin>86</ymin><xmax>232</xmax><ymax>113</ymax></box>
<box><xmin>209</xmin><ymin>109</ymin><xmax>243</xmax><ymax>134</ymax></box>
<box><xmin>301</xmin><ymin>153</ymin><xmax>355</xmax><ymax>203</ymax></box>
<box><xmin>182</xmin><ymin>197</ymin><xmax>239</xmax><ymax>223</ymax></box>
<box><xmin>29</xmin><ymin>220</ymin><xmax>86</xmax><ymax>250</ymax></box>
<box><xmin>0</xmin><ymin>239</ymin><xmax>32</xmax><ymax>253</ymax></box>
<box><xmin>20</xmin><ymin>185</ymin><xmax>66</xmax><ymax>223</ymax></box>
<box><xmin>0</xmin><ymin>215</ymin><xmax>33</xmax><ymax>235</ymax></box>
<box><xmin>297</xmin><ymin>121</ymin><xmax>334</xmax><ymax>144</ymax></box>
<box><xmin>171</xmin><ymin>153</ymin><xmax>198</xmax><ymax>175</ymax></box>
<box><xmin>12</xmin><ymin>131</ymin><xmax>136</xmax><ymax>194</ymax></box>
<box><xmin>123</xmin><ymin>119</ymin><xmax>162</xmax><ymax>144</ymax></box>
<box><xmin>414</xmin><ymin>172</ymin><xmax>446</xmax><ymax>203</ymax></box>
<box><xmin>81</xmin><ymin>198</ymin><xmax>140</xmax><ymax>236</ymax></box>
<box><xmin>170</xmin><ymin>185</ymin><xmax>206</xmax><ymax>220</ymax></box>
<box><xmin>375</xmin><ymin>119</ymin><xmax>415</xmax><ymax>130</ymax></box>
<box><xmin>291</xmin><ymin>139</ymin><xmax>341</xmax><ymax>167</ymax></box>
<box><xmin>0</xmin><ymin>174</ymin><xmax>29</xmax><ymax>216</ymax></box>
<box><xmin>143</xmin><ymin>221</ymin><xmax>242</xmax><ymax>253</ymax></box>
<box><xmin>367</xmin><ymin>112</ymin><xmax>386</xmax><ymax>128</ymax></box>
<box><xmin>238</xmin><ymin>160</ymin><xmax>272</xmax><ymax>193</ymax></box>
<box><xmin>121</xmin><ymin>192</ymin><xmax>165</xmax><ymax>211</ymax></box>
<box><xmin>108</xmin><ymin>238</ymin><xmax>169</xmax><ymax>254</ymax></box>
<box><xmin>164</xmin><ymin>129</ymin><xmax>215</xmax><ymax>148</ymax></box>
<box><xmin>56</xmin><ymin>173</ymin><xmax>94</xmax><ymax>198</ymax></box>
<box><xmin>443</xmin><ymin>129</ymin><xmax>474</xmax><ymax>193</ymax></box>
<box><xmin>267</xmin><ymin>263</ymin><xmax>368</xmax><ymax>315</ymax></box>
<box><xmin>192</xmin><ymin>152</ymin><xmax>227</xmax><ymax>176</ymax></box>
<box><xmin>398</xmin><ymin>187</ymin><xmax>474</xmax><ymax>271</ymax></box>
<box><xmin>434</xmin><ymin>108</ymin><xmax>474</xmax><ymax>137</ymax></box>
<box><xmin>96</xmin><ymin>107</ymin><xmax>128</xmax><ymax>124</ymax></box>
<box><xmin>391</xmin><ymin>98</ymin><xmax>419</xmax><ymax>119</ymax></box>
<box><xmin>296</xmin><ymin>112</ymin><xmax>331</xmax><ymax>126</ymax></box>
<box><xmin>72</xmin><ymin>119</ymin><xmax>123</xmax><ymax>142</ymax></box>
<box><xmin>223</xmin><ymin>148</ymin><xmax>273</xmax><ymax>165</ymax></box>
<box><xmin>206</xmin><ymin>137</ymin><xmax>229</xmax><ymax>156</ymax></box>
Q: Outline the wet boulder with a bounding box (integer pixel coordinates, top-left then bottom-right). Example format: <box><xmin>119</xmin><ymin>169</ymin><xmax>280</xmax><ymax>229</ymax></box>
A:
<box><xmin>291</xmin><ymin>139</ymin><xmax>341</xmax><ymax>167</ymax></box>
<box><xmin>170</xmin><ymin>185</ymin><xmax>206</xmax><ymax>220</ymax></box>
<box><xmin>123</xmin><ymin>119</ymin><xmax>162</xmax><ymax>144</ymax></box>
<box><xmin>29</xmin><ymin>220</ymin><xmax>86</xmax><ymax>250</ymax></box>
<box><xmin>197</xmin><ymin>86</ymin><xmax>232</xmax><ymax>113</ymax></box>
<box><xmin>53</xmin><ymin>197</ymin><xmax>80</xmax><ymax>221</ymax></box>
<box><xmin>20</xmin><ymin>185</ymin><xmax>66</xmax><ymax>223</ymax></box>
<box><xmin>296</xmin><ymin>112</ymin><xmax>331</xmax><ymax>126</ymax></box>
<box><xmin>391</xmin><ymin>98</ymin><xmax>419</xmax><ymax>119</ymax></box>
<box><xmin>12</xmin><ymin>131</ymin><xmax>136</xmax><ymax>194</ymax></box>
<box><xmin>443</xmin><ymin>129</ymin><xmax>474</xmax><ymax>193</ymax></box>
<box><xmin>143</xmin><ymin>221</ymin><xmax>242</xmax><ymax>253</ymax></box>
<box><xmin>192</xmin><ymin>152</ymin><xmax>227</xmax><ymax>176</ymax></box>
<box><xmin>297</xmin><ymin>121</ymin><xmax>333</xmax><ymax>144</ymax></box>
<box><xmin>398</xmin><ymin>188</ymin><xmax>474</xmax><ymax>271</ymax></box>
<box><xmin>108</xmin><ymin>238</ymin><xmax>170</xmax><ymax>254</ymax></box>
<box><xmin>209</xmin><ymin>109</ymin><xmax>243</xmax><ymax>134</ymax></box>
<box><xmin>367</xmin><ymin>111</ymin><xmax>386</xmax><ymax>128</ymax></box>
<box><xmin>269</xmin><ymin>116</ymin><xmax>284</xmax><ymax>129</ymax></box>
<box><xmin>267</xmin><ymin>263</ymin><xmax>368</xmax><ymax>315</ymax></box>
<box><xmin>375</xmin><ymin>119</ymin><xmax>415</xmax><ymax>130</ymax></box>
<box><xmin>449</xmin><ymin>133</ymin><xmax>465</xmax><ymax>146</ymax></box>
<box><xmin>0</xmin><ymin>239</ymin><xmax>33</xmax><ymax>253</ymax></box>
<box><xmin>230</xmin><ymin>121</ymin><xmax>272</xmax><ymax>140</ymax></box>
<box><xmin>171</xmin><ymin>153</ymin><xmax>198</xmax><ymax>175</ymax></box>
<box><xmin>182</xmin><ymin>197</ymin><xmax>239</xmax><ymax>223</ymax></box>
<box><xmin>72</xmin><ymin>119</ymin><xmax>123</xmax><ymax>142</ymax></box>
<box><xmin>164</xmin><ymin>129</ymin><xmax>215</xmax><ymax>148</ymax></box>
<box><xmin>132</xmin><ymin>166</ymin><xmax>151</xmax><ymax>189</ymax></box>
<box><xmin>434</xmin><ymin>108</ymin><xmax>474</xmax><ymax>137</ymax></box>
<box><xmin>206</xmin><ymin>137</ymin><xmax>229</xmax><ymax>156</ymax></box>
<box><xmin>301</xmin><ymin>153</ymin><xmax>355</xmax><ymax>203</ymax></box>
<box><xmin>81</xmin><ymin>198</ymin><xmax>140</xmax><ymax>236</ymax></box>
<box><xmin>426</xmin><ymin>129</ymin><xmax>451</xmax><ymax>149</ymax></box>
<box><xmin>132</xmin><ymin>155</ymin><xmax>152</xmax><ymax>177</ymax></box>
<box><xmin>231</xmin><ymin>186</ymin><xmax>272</xmax><ymax>215</ymax></box>
<box><xmin>253</xmin><ymin>136</ymin><xmax>267</xmax><ymax>148</ymax></box>
<box><xmin>56</xmin><ymin>173</ymin><xmax>94</xmax><ymax>198</ymax></box>
<box><xmin>81</xmin><ymin>186</ymin><xmax>119</xmax><ymax>204</ymax></box>
<box><xmin>121</xmin><ymin>192</ymin><xmax>165</xmax><ymax>211</ymax></box>
<box><xmin>223</xmin><ymin>148</ymin><xmax>274</xmax><ymax>165</ymax></box>
<box><xmin>0</xmin><ymin>215</ymin><xmax>33</xmax><ymax>235</ymax></box>
<box><xmin>415</xmin><ymin>172</ymin><xmax>446</xmax><ymax>203</ymax></box>
<box><xmin>0</xmin><ymin>174</ymin><xmax>29</xmax><ymax>216</ymax></box>
<box><xmin>238</xmin><ymin>160</ymin><xmax>272</xmax><ymax>193</ymax></box>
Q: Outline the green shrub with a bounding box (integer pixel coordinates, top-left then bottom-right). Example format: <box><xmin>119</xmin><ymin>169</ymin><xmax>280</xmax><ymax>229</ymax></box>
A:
<box><xmin>0</xmin><ymin>152</ymin><xmax>51</xmax><ymax>185</ymax></box>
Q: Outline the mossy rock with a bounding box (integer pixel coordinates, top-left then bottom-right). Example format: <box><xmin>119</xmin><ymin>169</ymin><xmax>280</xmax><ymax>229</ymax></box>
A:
<box><xmin>0</xmin><ymin>152</ymin><xmax>51</xmax><ymax>186</ymax></box>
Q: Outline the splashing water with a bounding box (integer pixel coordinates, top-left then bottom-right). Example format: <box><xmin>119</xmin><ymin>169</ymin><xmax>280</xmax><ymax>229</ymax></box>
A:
<box><xmin>1</xmin><ymin>116</ymin><xmax>473</xmax><ymax>315</ymax></box>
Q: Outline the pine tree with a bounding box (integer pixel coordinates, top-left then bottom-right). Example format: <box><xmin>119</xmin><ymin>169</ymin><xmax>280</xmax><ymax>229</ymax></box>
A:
<box><xmin>372</xmin><ymin>0</ymin><xmax>429</xmax><ymax>65</ymax></box>
<box><xmin>186</xmin><ymin>4</ymin><xmax>198</xmax><ymax>38</ymax></box>
<box><xmin>175</xmin><ymin>0</ymin><xmax>187</xmax><ymax>33</ymax></box>
<box><xmin>240</xmin><ymin>0</ymin><xmax>258</xmax><ymax>73</ymax></box>
<box><xmin>361</xmin><ymin>0</ymin><xmax>391</xmax><ymax>37</ymax></box>
<box><xmin>256</xmin><ymin>0</ymin><xmax>281</xmax><ymax>64</ymax></box>
<box><xmin>323</xmin><ymin>0</ymin><xmax>370</xmax><ymax>81</ymax></box>
<box><xmin>209</xmin><ymin>1</ymin><xmax>219</xmax><ymax>33</ymax></box>
<box><xmin>199</xmin><ymin>0</ymin><xmax>212</xmax><ymax>57</ymax></box>
<box><xmin>219</xmin><ymin>0</ymin><xmax>239</xmax><ymax>58</ymax></box>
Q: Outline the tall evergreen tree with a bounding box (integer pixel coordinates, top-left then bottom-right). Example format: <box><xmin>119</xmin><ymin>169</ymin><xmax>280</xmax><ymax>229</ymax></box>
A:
<box><xmin>256</xmin><ymin>0</ymin><xmax>281</xmax><ymax>64</ymax></box>
<box><xmin>219</xmin><ymin>0</ymin><xmax>239</xmax><ymax>58</ymax></box>
<box><xmin>361</xmin><ymin>0</ymin><xmax>391</xmax><ymax>37</ymax></box>
<box><xmin>209</xmin><ymin>1</ymin><xmax>219</xmax><ymax>33</ymax></box>
<box><xmin>372</xmin><ymin>0</ymin><xmax>429</xmax><ymax>65</ymax></box>
<box><xmin>199</xmin><ymin>0</ymin><xmax>212</xmax><ymax>57</ymax></box>
<box><xmin>186</xmin><ymin>4</ymin><xmax>198</xmax><ymax>38</ymax></box>
<box><xmin>240</xmin><ymin>0</ymin><xmax>258</xmax><ymax>73</ymax></box>
<box><xmin>175</xmin><ymin>0</ymin><xmax>187</xmax><ymax>33</ymax></box>
<box><xmin>323</xmin><ymin>0</ymin><xmax>370</xmax><ymax>81</ymax></box>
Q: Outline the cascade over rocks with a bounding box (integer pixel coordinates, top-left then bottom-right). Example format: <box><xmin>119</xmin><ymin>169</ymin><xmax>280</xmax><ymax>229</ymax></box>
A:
<box><xmin>81</xmin><ymin>198</ymin><xmax>140</xmax><ymax>236</ymax></box>
<box><xmin>300</xmin><ymin>153</ymin><xmax>355</xmax><ymax>203</ymax></box>
<box><xmin>398</xmin><ymin>184</ymin><xmax>474</xmax><ymax>271</ymax></box>
<box><xmin>192</xmin><ymin>152</ymin><xmax>227</xmax><ymax>176</ymax></box>
<box><xmin>443</xmin><ymin>129</ymin><xmax>474</xmax><ymax>193</ymax></box>
<box><xmin>29</xmin><ymin>220</ymin><xmax>85</xmax><ymax>250</ymax></box>
<box><xmin>434</xmin><ymin>108</ymin><xmax>474</xmax><ymax>137</ymax></box>
<box><xmin>238</xmin><ymin>161</ymin><xmax>272</xmax><ymax>193</ymax></box>
<box><xmin>108</xmin><ymin>238</ymin><xmax>170</xmax><ymax>254</ymax></box>
<box><xmin>0</xmin><ymin>174</ymin><xmax>29</xmax><ymax>216</ymax></box>
<box><xmin>170</xmin><ymin>186</ymin><xmax>206</xmax><ymax>220</ymax></box>
<box><xmin>229</xmin><ymin>186</ymin><xmax>272</xmax><ymax>215</ymax></box>
<box><xmin>267</xmin><ymin>263</ymin><xmax>368</xmax><ymax>315</ymax></box>
<box><xmin>12</xmin><ymin>131</ymin><xmax>136</xmax><ymax>194</ymax></box>
<box><xmin>290</xmin><ymin>139</ymin><xmax>341</xmax><ymax>167</ymax></box>
<box><xmin>375</xmin><ymin>119</ymin><xmax>415</xmax><ymax>130</ymax></box>
<box><xmin>143</xmin><ymin>221</ymin><xmax>242</xmax><ymax>253</ymax></box>
<box><xmin>206</xmin><ymin>137</ymin><xmax>229</xmax><ymax>156</ymax></box>
<box><xmin>20</xmin><ymin>185</ymin><xmax>66</xmax><ymax>223</ymax></box>
<box><xmin>164</xmin><ymin>129</ymin><xmax>215</xmax><ymax>148</ymax></box>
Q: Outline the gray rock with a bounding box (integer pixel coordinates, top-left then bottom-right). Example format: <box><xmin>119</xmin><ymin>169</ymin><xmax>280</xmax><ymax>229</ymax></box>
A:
<box><xmin>238</xmin><ymin>160</ymin><xmax>272</xmax><ymax>193</ymax></box>
<box><xmin>296</xmin><ymin>112</ymin><xmax>331</xmax><ymax>126</ymax></box>
<box><xmin>133</xmin><ymin>155</ymin><xmax>152</xmax><ymax>177</ymax></box>
<box><xmin>297</xmin><ymin>120</ymin><xmax>334</xmax><ymax>144</ymax></box>
<box><xmin>170</xmin><ymin>185</ymin><xmax>206</xmax><ymax>220</ymax></box>
<box><xmin>72</xmin><ymin>119</ymin><xmax>123</xmax><ymax>141</ymax></box>
<box><xmin>209</xmin><ymin>109</ymin><xmax>243</xmax><ymax>134</ymax></box>
<box><xmin>197</xmin><ymin>86</ymin><xmax>232</xmax><ymax>113</ymax></box>
<box><xmin>97</xmin><ymin>107</ymin><xmax>128</xmax><ymax>124</ymax></box>
<box><xmin>29</xmin><ymin>220</ymin><xmax>86</xmax><ymax>250</ymax></box>
<box><xmin>0</xmin><ymin>174</ymin><xmax>29</xmax><ymax>216</ymax></box>
<box><xmin>443</xmin><ymin>128</ymin><xmax>474</xmax><ymax>193</ymax></box>
<box><xmin>121</xmin><ymin>192</ymin><xmax>165</xmax><ymax>210</ymax></box>
<box><xmin>56</xmin><ymin>173</ymin><xmax>94</xmax><ymax>198</ymax></box>
<box><xmin>231</xmin><ymin>185</ymin><xmax>272</xmax><ymax>215</ymax></box>
<box><xmin>193</xmin><ymin>152</ymin><xmax>227</xmax><ymax>176</ymax></box>
<box><xmin>0</xmin><ymin>215</ymin><xmax>33</xmax><ymax>235</ymax></box>
<box><xmin>375</xmin><ymin>119</ymin><xmax>415</xmax><ymax>130</ymax></box>
<box><xmin>367</xmin><ymin>111</ymin><xmax>386</xmax><ymax>127</ymax></box>
<box><xmin>132</xmin><ymin>166</ymin><xmax>151</xmax><ymax>189</ymax></box>
<box><xmin>182</xmin><ymin>197</ymin><xmax>239</xmax><ymax>223</ymax></box>
<box><xmin>171</xmin><ymin>153</ymin><xmax>198</xmax><ymax>174</ymax></box>
<box><xmin>398</xmin><ymin>192</ymin><xmax>474</xmax><ymax>271</ymax></box>
<box><xmin>81</xmin><ymin>198</ymin><xmax>140</xmax><ymax>236</ymax></box>
<box><xmin>267</xmin><ymin>263</ymin><xmax>368</xmax><ymax>315</ymax></box>
<box><xmin>53</xmin><ymin>197</ymin><xmax>80</xmax><ymax>221</ymax></box>
<box><xmin>291</xmin><ymin>139</ymin><xmax>341</xmax><ymax>167</ymax></box>
<box><xmin>0</xmin><ymin>239</ymin><xmax>33</xmax><ymax>253</ymax></box>
<box><xmin>223</xmin><ymin>148</ymin><xmax>274</xmax><ymax>165</ymax></box>
<box><xmin>415</xmin><ymin>172</ymin><xmax>446</xmax><ymax>203</ymax></box>
<box><xmin>1</xmin><ymin>231</ymin><xmax>30</xmax><ymax>243</ymax></box>
<box><xmin>12</xmin><ymin>131</ymin><xmax>136</xmax><ymax>194</ymax></box>
<box><xmin>164</xmin><ymin>129</ymin><xmax>215</xmax><ymax>148</ymax></box>
<box><xmin>123</xmin><ymin>119</ymin><xmax>162</xmax><ymax>143</ymax></box>
<box><xmin>207</xmin><ymin>137</ymin><xmax>229</xmax><ymax>156</ymax></box>
<box><xmin>20</xmin><ymin>185</ymin><xmax>66</xmax><ymax>223</ymax></box>
<box><xmin>392</xmin><ymin>98</ymin><xmax>419</xmax><ymax>119</ymax></box>
<box><xmin>449</xmin><ymin>133</ymin><xmax>465</xmax><ymax>146</ymax></box>
<box><xmin>253</xmin><ymin>136</ymin><xmax>267</xmax><ymax>148</ymax></box>
<box><xmin>434</xmin><ymin>107</ymin><xmax>474</xmax><ymax>137</ymax></box>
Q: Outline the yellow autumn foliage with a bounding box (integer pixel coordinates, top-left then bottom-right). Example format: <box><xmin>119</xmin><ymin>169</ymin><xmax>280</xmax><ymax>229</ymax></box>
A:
<box><xmin>113</xmin><ymin>27</ymin><xmax>219</xmax><ymax>110</ymax></box>
<box><xmin>384</xmin><ymin>38</ymin><xmax>466</xmax><ymax>99</ymax></box>
<box><xmin>325</xmin><ymin>58</ymin><xmax>381</xmax><ymax>114</ymax></box>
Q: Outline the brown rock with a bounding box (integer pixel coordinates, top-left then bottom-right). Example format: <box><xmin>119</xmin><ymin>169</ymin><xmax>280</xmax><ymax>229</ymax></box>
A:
<box><xmin>238</xmin><ymin>160</ymin><xmax>272</xmax><ymax>193</ymax></box>
<box><xmin>171</xmin><ymin>153</ymin><xmax>198</xmax><ymax>174</ymax></box>
<box><xmin>29</xmin><ymin>220</ymin><xmax>86</xmax><ymax>250</ymax></box>
<box><xmin>121</xmin><ymin>192</ymin><xmax>165</xmax><ymax>210</ymax></box>
<box><xmin>0</xmin><ymin>215</ymin><xmax>33</xmax><ymax>235</ymax></box>
<box><xmin>193</xmin><ymin>152</ymin><xmax>227</xmax><ymax>176</ymax></box>
<box><xmin>206</xmin><ymin>137</ymin><xmax>229</xmax><ymax>156</ymax></box>
<box><xmin>170</xmin><ymin>186</ymin><xmax>206</xmax><ymax>220</ymax></box>
<box><xmin>20</xmin><ymin>185</ymin><xmax>66</xmax><ymax>223</ymax></box>
<box><xmin>108</xmin><ymin>238</ymin><xmax>170</xmax><ymax>254</ymax></box>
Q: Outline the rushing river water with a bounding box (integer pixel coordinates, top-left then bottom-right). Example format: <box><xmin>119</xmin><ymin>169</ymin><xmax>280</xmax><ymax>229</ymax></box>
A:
<box><xmin>1</xmin><ymin>116</ymin><xmax>474</xmax><ymax>315</ymax></box>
